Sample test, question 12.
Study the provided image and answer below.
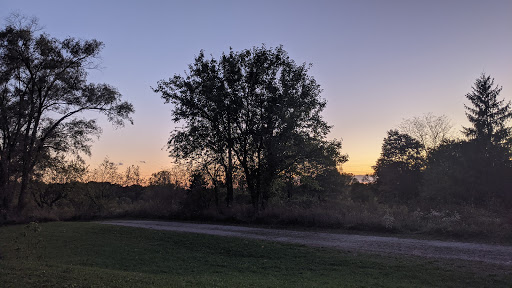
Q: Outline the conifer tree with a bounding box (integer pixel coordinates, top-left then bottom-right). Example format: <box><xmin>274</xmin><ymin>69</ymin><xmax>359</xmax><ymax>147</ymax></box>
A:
<box><xmin>463</xmin><ymin>74</ymin><xmax>512</xmax><ymax>149</ymax></box>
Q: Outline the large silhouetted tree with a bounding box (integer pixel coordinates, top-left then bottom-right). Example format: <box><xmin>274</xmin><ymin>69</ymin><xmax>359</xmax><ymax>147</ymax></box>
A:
<box><xmin>373</xmin><ymin>130</ymin><xmax>424</xmax><ymax>202</ymax></box>
<box><xmin>229</xmin><ymin>46</ymin><xmax>346</xmax><ymax>209</ymax></box>
<box><xmin>460</xmin><ymin>74</ymin><xmax>512</xmax><ymax>204</ymax></box>
<box><xmin>0</xmin><ymin>16</ymin><xmax>134</xmax><ymax>211</ymax></box>
<box><xmin>154</xmin><ymin>45</ymin><xmax>346</xmax><ymax>209</ymax></box>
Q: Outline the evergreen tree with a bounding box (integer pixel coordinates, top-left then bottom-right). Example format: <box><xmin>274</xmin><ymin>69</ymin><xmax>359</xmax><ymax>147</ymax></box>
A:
<box><xmin>452</xmin><ymin>74</ymin><xmax>512</xmax><ymax>206</ymax></box>
<box><xmin>463</xmin><ymin>74</ymin><xmax>512</xmax><ymax>149</ymax></box>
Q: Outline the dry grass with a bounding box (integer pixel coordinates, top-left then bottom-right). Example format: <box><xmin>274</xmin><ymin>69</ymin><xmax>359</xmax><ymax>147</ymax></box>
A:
<box><xmin>3</xmin><ymin>186</ymin><xmax>511</xmax><ymax>244</ymax></box>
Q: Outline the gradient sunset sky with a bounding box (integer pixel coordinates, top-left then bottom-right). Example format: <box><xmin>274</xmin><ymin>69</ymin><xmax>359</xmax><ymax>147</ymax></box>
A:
<box><xmin>1</xmin><ymin>0</ymin><xmax>511</xmax><ymax>177</ymax></box>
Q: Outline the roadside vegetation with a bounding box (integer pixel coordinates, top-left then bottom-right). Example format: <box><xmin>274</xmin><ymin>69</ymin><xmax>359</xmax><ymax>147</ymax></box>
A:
<box><xmin>1</xmin><ymin>222</ymin><xmax>510</xmax><ymax>288</ymax></box>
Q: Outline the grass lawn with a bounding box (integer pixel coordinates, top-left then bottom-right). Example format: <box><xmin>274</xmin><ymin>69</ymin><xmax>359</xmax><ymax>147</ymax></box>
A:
<box><xmin>0</xmin><ymin>221</ymin><xmax>510</xmax><ymax>287</ymax></box>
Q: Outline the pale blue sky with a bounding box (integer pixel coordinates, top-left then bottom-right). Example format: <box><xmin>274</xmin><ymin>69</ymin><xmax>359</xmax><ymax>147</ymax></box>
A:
<box><xmin>1</xmin><ymin>0</ymin><xmax>511</xmax><ymax>176</ymax></box>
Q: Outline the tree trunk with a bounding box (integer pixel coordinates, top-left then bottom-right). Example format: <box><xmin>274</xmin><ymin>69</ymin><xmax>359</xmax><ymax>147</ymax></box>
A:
<box><xmin>0</xmin><ymin>161</ymin><xmax>8</xmax><ymax>209</ymax></box>
<box><xmin>0</xmin><ymin>182</ymin><xmax>9</xmax><ymax>210</ymax></box>
<box><xmin>213</xmin><ymin>179</ymin><xmax>220</xmax><ymax>209</ymax></box>
<box><xmin>245</xmin><ymin>171</ymin><xmax>259</xmax><ymax>210</ymax></box>
<box><xmin>260</xmin><ymin>173</ymin><xmax>272</xmax><ymax>210</ymax></box>
<box><xmin>0</xmin><ymin>155</ymin><xmax>17</xmax><ymax>210</ymax></box>
<box><xmin>286</xmin><ymin>177</ymin><xmax>293</xmax><ymax>200</ymax></box>
<box><xmin>17</xmin><ymin>164</ymin><xmax>31</xmax><ymax>212</ymax></box>
<box><xmin>225</xmin><ymin>145</ymin><xmax>234</xmax><ymax>207</ymax></box>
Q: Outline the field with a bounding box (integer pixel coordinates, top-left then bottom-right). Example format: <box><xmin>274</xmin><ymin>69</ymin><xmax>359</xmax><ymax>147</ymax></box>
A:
<box><xmin>0</xmin><ymin>222</ymin><xmax>510</xmax><ymax>287</ymax></box>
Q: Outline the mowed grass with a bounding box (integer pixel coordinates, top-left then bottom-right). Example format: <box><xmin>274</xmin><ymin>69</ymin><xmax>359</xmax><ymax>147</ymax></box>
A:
<box><xmin>0</xmin><ymin>222</ymin><xmax>510</xmax><ymax>287</ymax></box>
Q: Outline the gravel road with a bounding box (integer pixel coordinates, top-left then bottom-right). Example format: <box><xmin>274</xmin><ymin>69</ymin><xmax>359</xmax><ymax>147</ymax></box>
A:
<box><xmin>101</xmin><ymin>220</ymin><xmax>512</xmax><ymax>266</ymax></box>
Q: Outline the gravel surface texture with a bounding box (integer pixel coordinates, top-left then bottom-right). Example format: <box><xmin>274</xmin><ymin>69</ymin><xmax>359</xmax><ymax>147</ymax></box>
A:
<box><xmin>101</xmin><ymin>220</ymin><xmax>512</xmax><ymax>266</ymax></box>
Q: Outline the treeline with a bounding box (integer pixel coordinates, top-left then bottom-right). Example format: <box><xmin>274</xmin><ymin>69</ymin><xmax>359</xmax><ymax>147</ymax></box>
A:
<box><xmin>373</xmin><ymin>74</ymin><xmax>512</xmax><ymax>209</ymax></box>
<box><xmin>19</xmin><ymin>156</ymin><xmax>356</xmax><ymax>219</ymax></box>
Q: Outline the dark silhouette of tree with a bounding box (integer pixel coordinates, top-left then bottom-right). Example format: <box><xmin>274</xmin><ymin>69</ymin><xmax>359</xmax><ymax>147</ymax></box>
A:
<box><xmin>149</xmin><ymin>170</ymin><xmax>175</xmax><ymax>186</ymax></box>
<box><xmin>223</xmin><ymin>46</ymin><xmax>346</xmax><ymax>209</ymax></box>
<box><xmin>422</xmin><ymin>74</ymin><xmax>512</xmax><ymax>207</ymax></box>
<box><xmin>463</xmin><ymin>74</ymin><xmax>512</xmax><ymax>148</ymax></box>
<box><xmin>30</xmin><ymin>157</ymin><xmax>87</xmax><ymax>208</ymax></box>
<box><xmin>149</xmin><ymin>168</ymin><xmax>189</xmax><ymax>188</ymax></box>
<box><xmin>307</xmin><ymin>167</ymin><xmax>354</xmax><ymax>201</ymax></box>
<box><xmin>373</xmin><ymin>130</ymin><xmax>424</xmax><ymax>202</ymax></box>
<box><xmin>87</xmin><ymin>158</ymin><xmax>122</xmax><ymax>184</ymax></box>
<box><xmin>184</xmin><ymin>171</ymin><xmax>212</xmax><ymax>212</ymax></box>
<box><xmin>422</xmin><ymin>138</ymin><xmax>512</xmax><ymax>207</ymax></box>
<box><xmin>462</xmin><ymin>74</ymin><xmax>512</xmax><ymax>182</ymax></box>
<box><xmin>0</xmin><ymin>16</ymin><xmax>134</xmax><ymax>211</ymax></box>
<box><xmin>154</xmin><ymin>50</ymin><xmax>237</xmax><ymax>206</ymax></box>
<box><xmin>39</xmin><ymin>157</ymin><xmax>87</xmax><ymax>184</ymax></box>
<box><xmin>465</xmin><ymin>74</ymin><xmax>512</xmax><ymax>202</ymax></box>
<box><xmin>122</xmin><ymin>165</ymin><xmax>142</xmax><ymax>186</ymax></box>
<box><xmin>421</xmin><ymin>140</ymin><xmax>485</xmax><ymax>205</ymax></box>
<box><xmin>154</xmin><ymin>45</ymin><xmax>346</xmax><ymax>209</ymax></box>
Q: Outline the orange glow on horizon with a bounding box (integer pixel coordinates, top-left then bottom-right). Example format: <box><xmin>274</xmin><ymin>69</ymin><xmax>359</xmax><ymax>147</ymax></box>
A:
<box><xmin>341</xmin><ymin>164</ymin><xmax>374</xmax><ymax>176</ymax></box>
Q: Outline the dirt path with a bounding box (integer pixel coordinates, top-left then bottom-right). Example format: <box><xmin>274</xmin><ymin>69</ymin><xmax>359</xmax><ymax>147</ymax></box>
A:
<box><xmin>101</xmin><ymin>220</ymin><xmax>512</xmax><ymax>266</ymax></box>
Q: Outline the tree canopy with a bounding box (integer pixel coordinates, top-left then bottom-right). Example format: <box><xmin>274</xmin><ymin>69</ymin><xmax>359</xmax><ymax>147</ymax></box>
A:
<box><xmin>154</xmin><ymin>45</ymin><xmax>346</xmax><ymax>209</ymax></box>
<box><xmin>0</xmin><ymin>16</ymin><xmax>134</xmax><ymax>211</ymax></box>
<box><xmin>373</xmin><ymin>130</ymin><xmax>424</xmax><ymax>202</ymax></box>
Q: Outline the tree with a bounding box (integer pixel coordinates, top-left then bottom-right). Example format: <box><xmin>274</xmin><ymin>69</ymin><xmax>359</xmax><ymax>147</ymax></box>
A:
<box><xmin>184</xmin><ymin>171</ymin><xmax>212</xmax><ymax>212</ymax></box>
<box><xmin>154</xmin><ymin>50</ymin><xmax>237</xmax><ymax>206</ymax></box>
<box><xmin>83</xmin><ymin>158</ymin><xmax>123</xmax><ymax>212</ymax></box>
<box><xmin>31</xmin><ymin>157</ymin><xmax>88</xmax><ymax>208</ymax></box>
<box><xmin>149</xmin><ymin>168</ymin><xmax>189</xmax><ymax>188</ymax></box>
<box><xmin>421</xmin><ymin>75</ymin><xmax>512</xmax><ymax>207</ymax></box>
<box><xmin>0</xmin><ymin>16</ymin><xmax>134</xmax><ymax>211</ymax></box>
<box><xmin>373</xmin><ymin>130</ymin><xmax>424</xmax><ymax>202</ymax></box>
<box><xmin>87</xmin><ymin>158</ymin><xmax>122</xmax><ymax>184</ymax></box>
<box><xmin>399</xmin><ymin>113</ymin><xmax>453</xmax><ymax>152</ymax></box>
<box><xmin>421</xmin><ymin>140</ymin><xmax>485</xmax><ymax>205</ymax></box>
<box><xmin>306</xmin><ymin>167</ymin><xmax>354</xmax><ymax>201</ymax></box>
<box><xmin>222</xmin><ymin>46</ymin><xmax>347</xmax><ymax>209</ymax></box>
<box><xmin>39</xmin><ymin>157</ymin><xmax>88</xmax><ymax>184</ymax></box>
<box><xmin>122</xmin><ymin>165</ymin><xmax>142</xmax><ymax>186</ymax></box>
<box><xmin>463</xmin><ymin>74</ymin><xmax>512</xmax><ymax>149</ymax></box>
<box><xmin>149</xmin><ymin>170</ymin><xmax>175</xmax><ymax>186</ymax></box>
<box><xmin>154</xmin><ymin>45</ymin><xmax>346</xmax><ymax>209</ymax></box>
<box><xmin>453</xmin><ymin>74</ymin><xmax>512</xmax><ymax>206</ymax></box>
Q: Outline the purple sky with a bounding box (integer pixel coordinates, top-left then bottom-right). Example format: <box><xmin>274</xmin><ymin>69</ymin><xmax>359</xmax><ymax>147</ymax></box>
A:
<box><xmin>2</xmin><ymin>0</ymin><xmax>511</xmax><ymax>176</ymax></box>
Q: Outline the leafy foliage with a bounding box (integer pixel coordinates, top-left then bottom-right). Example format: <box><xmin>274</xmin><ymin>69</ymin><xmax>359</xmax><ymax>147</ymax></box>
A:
<box><xmin>154</xmin><ymin>45</ymin><xmax>346</xmax><ymax>209</ymax></box>
<box><xmin>0</xmin><ymin>16</ymin><xmax>134</xmax><ymax>211</ymax></box>
<box><xmin>421</xmin><ymin>140</ymin><xmax>484</xmax><ymax>204</ymax></box>
<box><xmin>373</xmin><ymin>130</ymin><xmax>424</xmax><ymax>202</ymax></box>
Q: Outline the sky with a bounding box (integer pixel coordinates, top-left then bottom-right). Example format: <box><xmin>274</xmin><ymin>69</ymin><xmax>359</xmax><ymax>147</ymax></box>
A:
<box><xmin>1</xmin><ymin>0</ymin><xmax>511</xmax><ymax>177</ymax></box>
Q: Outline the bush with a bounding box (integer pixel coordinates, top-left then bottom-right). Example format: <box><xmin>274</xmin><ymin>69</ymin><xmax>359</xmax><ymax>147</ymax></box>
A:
<box><xmin>4</xmin><ymin>180</ymin><xmax>511</xmax><ymax>243</ymax></box>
